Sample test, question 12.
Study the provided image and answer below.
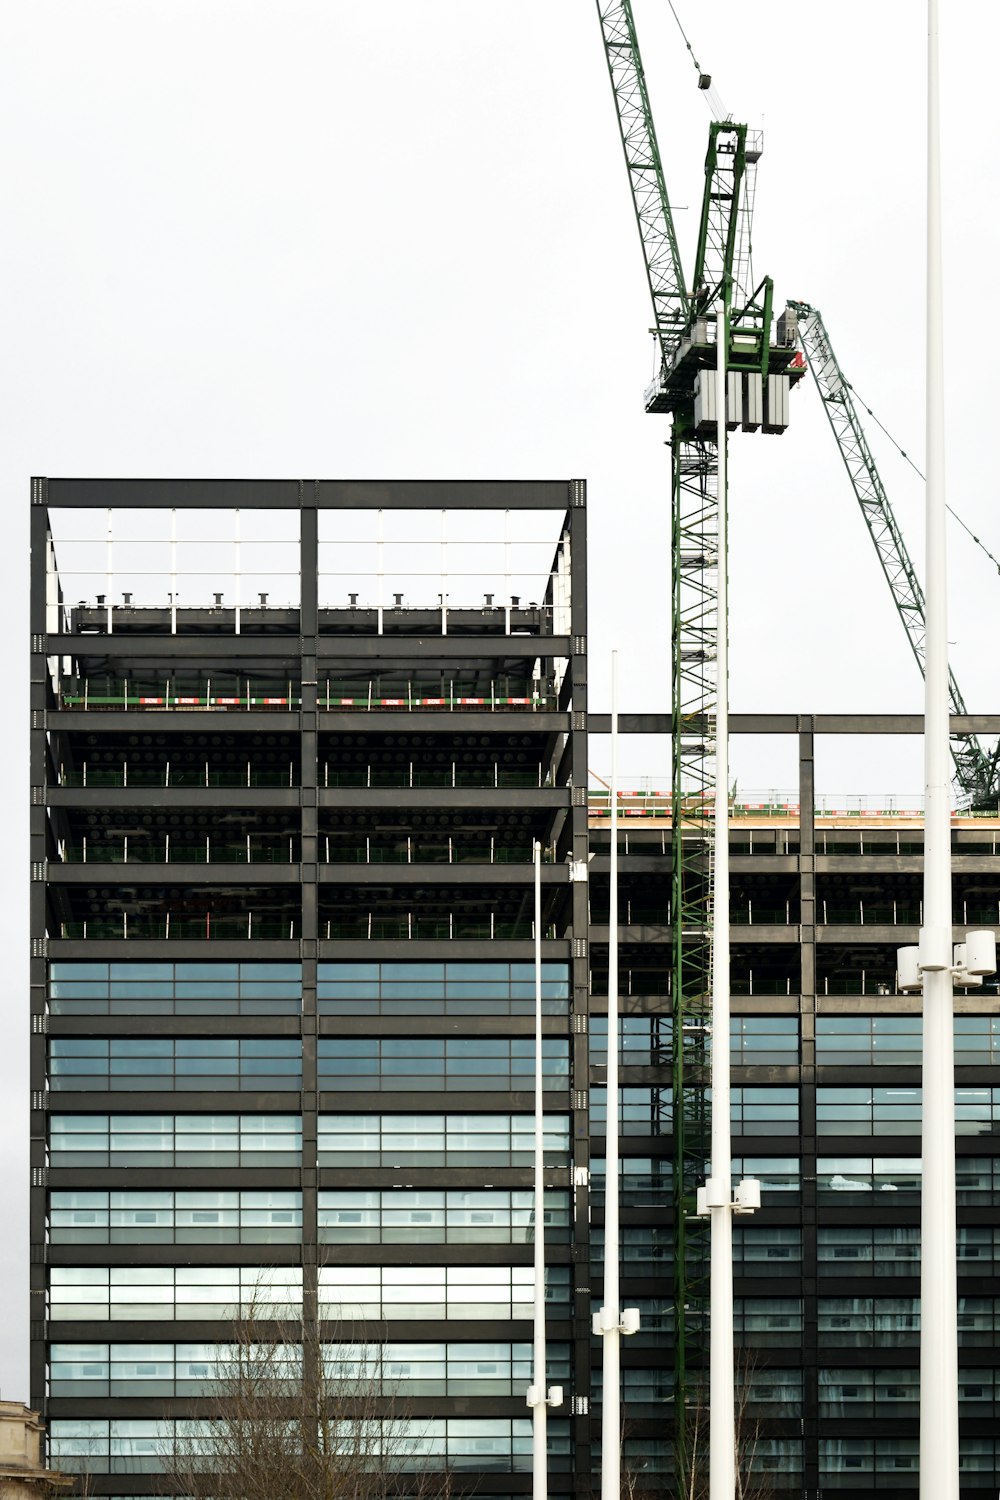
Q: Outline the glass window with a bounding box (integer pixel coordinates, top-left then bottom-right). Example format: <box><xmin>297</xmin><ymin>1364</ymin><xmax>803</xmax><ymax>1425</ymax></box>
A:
<box><xmin>874</xmin><ymin>1367</ymin><xmax>919</xmax><ymax>1416</ymax></box>
<box><xmin>818</xmin><ymin>1296</ymin><xmax>920</xmax><ymax>1347</ymax></box>
<box><xmin>317</xmin><ymin>1114</ymin><xmax>570</xmax><ymax>1168</ymax></box>
<box><xmin>817</xmin><ymin>1225</ymin><xmax>919</xmax><ymax>1275</ymax></box>
<box><xmin>317</xmin><ymin>1036</ymin><xmax>569</xmax><ymax>1091</ymax></box>
<box><xmin>46</xmin><ymin>1415</ymin><xmax>574</xmax><ymax>1475</ymax></box>
<box><xmin>732</xmin><ymin>1156</ymin><xmax>799</xmax><ymax>1198</ymax></box>
<box><xmin>49</xmin><ymin>1114</ymin><xmax>301</xmax><ymax>1168</ymax></box>
<box><xmin>817</xmin><ymin>1156</ymin><xmax>922</xmax><ymax>1200</ymax></box>
<box><xmin>816</xmin><ymin>1088</ymin><xmax>922</xmax><ymax>1135</ymax></box>
<box><xmin>730</xmin><ymin>1016</ymin><xmax>799</xmax><ymax>1064</ymax></box>
<box><xmin>959</xmin><ymin>1436</ymin><xmax>997</xmax><ymax>1473</ymax></box>
<box><xmin>733</xmin><ymin>1225</ymin><xmax>802</xmax><ymax>1272</ymax></box>
<box><xmin>734</xmin><ymin>1298</ymin><xmax>803</xmax><ymax>1346</ymax></box>
<box><xmin>317</xmin><ymin>1266</ymin><xmax>570</xmax><ymax>1322</ymax></box>
<box><xmin>49</xmin><ymin>962</ymin><xmax>302</xmax><ymax>1016</ymax></box>
<box><xmin>589</xmin><ymin>1088</ymin><xmax>671</xmax><ymax>1135</ymax></box>
<box><xmin>49</xmin><ymin>1192</ymin><xmax>111</xmax><ymax>1243</ymax></box>
<box><xmin>591</xmin><ymin>1225</ymin><xmax>674</xmax><ymax>1277</ymax></box>
<box><xmin>589</xmin><ymin>1156</ymin><xmax>673</xmax><ymax>1206</ymax></box>
<box><xmin>49</xmin><ymin>1038</ymin><xmax>302</xmax><ymax>1091</ymax></box>
<box><xmin>816</xmin><ymin>1014</ymin><xmax>922</xmax><ymax>1065</ymax></box>
<box><xmin>316</xmin><ymin>1189</ymin><xmax>569</xmax><ymax>1246</ymax></box>
<box><xmin>590</xmin><ymin>1016</ymin><xmax>673</xmax><ymax>1067</ymax></box>
<box><xmin>731</xmin><ymin>1087</ymin><xmax>799</xmax><ymax>1136</ymax></box>
<box><xmin>745</xmin><ymin>1367</ymin><xmax>803</xmax><ymax>1417</ymax></box>
<box><xmin>316</xmin><ymin>961</ymin><xmax>569</xmax><ymax>1015</ymax></box>
<box><xmin>955</xmin><ymin>1087</ymin><xmax>1000</xmax><ymax>1135</ymax></box>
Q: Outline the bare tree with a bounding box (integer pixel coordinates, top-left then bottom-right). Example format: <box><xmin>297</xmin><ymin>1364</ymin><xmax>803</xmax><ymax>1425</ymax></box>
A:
<box><xmin>677</xmin><ymin>1358</ymin><xmax>777</xmax><ymax>1500</ymax></box>
<box><xmin>618</xmin><ymin>1356</ymin><xmax>777</xmax><ymax>1500</ymax></box>
<box><xmin>163</xmin><ymin>1307</ymin><xmax>451</xmax><ymax>1500</ymax></box>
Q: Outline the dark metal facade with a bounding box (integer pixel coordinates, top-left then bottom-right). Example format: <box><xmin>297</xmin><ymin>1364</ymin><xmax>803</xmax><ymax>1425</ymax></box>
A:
<box><xmin>30</xmin><ymin>478</ymin><xmax>589</xmax><ymax>1495</ymax></box>
<box><xmin>590</xmin><ymin>718</ymin><xmax>1000</xmax><ymax>1498</ymax></box>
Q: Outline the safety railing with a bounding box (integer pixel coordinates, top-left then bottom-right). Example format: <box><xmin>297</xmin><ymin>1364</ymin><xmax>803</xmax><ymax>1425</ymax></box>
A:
<box><xmin>322</xmin><ymin>915</ymin><xmax>557</xmax><ymax>941</ymax></box>
<box><xmin>592</xmin><ymin>906</ymin><xmax>801</xmax><ymax>926</ymax></box>
<box><xmin>57</xmin><ymin>678</ymin><xmax>562</xmax><ymax>713</ymax></box>
<box><xmin>56</xmin><ymin>915</ymin><xmax>298</xmax><ymax>941</ymax></box>
<box><xmin>588</xmin><ymin>975</ymin><xmax>797</xmax><ymax>998</ymax></box>
<box><xmin>322</xmin><ymin>765</ymin><xmax>551</xmax><ymax>790</ymax></box>
<box><xmin>819</xmin><ymin>977</ymin><xmax>903</xmax><ymax>996</ymax></box>
<box><xmin>57</xmin><ymin>680</ymin><xmax>300</xmax><ymax>711</ymax></box>
<box><xmin>321</xmin><ymin>680</ymin><xmax>558</xmax><ymax>712</ymax></box>
<box><xmin>62</xmin><ymin>837</ymin><xmax>298</xmax><ymax>865</ymax></box>
<box><xmin>730</xmin><ymin>905</ymin><xmax>796</xmax><ymax>926</ymax></box>
<box><xmin>322</xmin><ymin>839</ymin><xmax>551</xmax><ymax>865</ymax></box>
<box><xmin>57</xmin><ymin>765</ymin><xmax>297</xmax><ymax>789</ymax></box>
<box><xmin>820</xmin><ymin>902</ymin><xmax>923</xmax><ymax>926</ymax></box>
<box><xmin>587</xmin><ymin>788</ymin><xmax>1000</xmax><ymax>821</ymax></box>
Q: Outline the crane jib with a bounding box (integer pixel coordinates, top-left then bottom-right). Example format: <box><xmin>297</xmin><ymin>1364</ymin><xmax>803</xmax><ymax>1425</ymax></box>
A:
<box><xmin>790</xmin><ymin>301</ymin><xmax>998</xmax><ymax>804</ymax></box>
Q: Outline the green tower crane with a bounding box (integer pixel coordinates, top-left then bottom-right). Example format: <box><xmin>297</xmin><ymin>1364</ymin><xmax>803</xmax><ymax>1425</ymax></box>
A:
<box><xmin>788</xmin><ymin>301</ymin><xmax>1000</xmax><ymax>806</ymax></box>
<box><xmin>595</xmin><ymin>2</ymin><xmax>803</xmax><ymax>1486</ymax></box>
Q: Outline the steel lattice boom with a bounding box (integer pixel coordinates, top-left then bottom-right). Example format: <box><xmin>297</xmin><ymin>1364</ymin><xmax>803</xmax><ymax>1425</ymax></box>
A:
<box><xmin>596</xmin><ymin>1</ymin><xmax>688</xmax><ymax>368</ymax></box>
<box><xmin>790</xmin><ymin>300</ymin><xmax>999</xmax><ymax>805</ymax></box>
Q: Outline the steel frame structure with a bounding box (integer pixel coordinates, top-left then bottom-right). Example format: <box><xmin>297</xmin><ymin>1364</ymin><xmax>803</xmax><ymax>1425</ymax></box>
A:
<box><xmin>30</xmin><ymin>476</ymin><xmax>597</xmax><ymax>1495</ymax></box>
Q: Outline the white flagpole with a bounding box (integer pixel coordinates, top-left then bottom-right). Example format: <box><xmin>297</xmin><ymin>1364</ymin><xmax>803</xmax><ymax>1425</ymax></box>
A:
<box><xmin>919</xmin><ymin>1</ymin><xmax>958</xmax><ymax>1493</ymax></box>
<box><xmin>600</xmin><ymin>652</ymin><xmax>622</xmax><ymax>1500</ymax></box>
<box><xmin>528</xmin><ymin>838</ymin><xmax>562</xmax><ymax>1487</ymax></box>
<box><xmin>708</xmin><ymin>308</ymin><xmax>735</xmax><ymax>1500</ymax></box>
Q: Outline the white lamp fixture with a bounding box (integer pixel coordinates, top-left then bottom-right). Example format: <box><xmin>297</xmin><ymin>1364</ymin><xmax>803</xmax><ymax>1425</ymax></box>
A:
<box><xmin>896</xmin><ymin>930</ymin><xmax>997</xmax><ymax>992</ymax></box>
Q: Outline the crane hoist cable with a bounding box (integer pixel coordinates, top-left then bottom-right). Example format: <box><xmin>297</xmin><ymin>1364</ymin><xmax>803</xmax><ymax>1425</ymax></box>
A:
<box><xmin>665</xmin><ymin>0</ymin><xmax>730</xmax><ymax>119</ymax></box>
<box><xmin>842</xmin><ymin>378</ymin><xmax>1000</xmax><ymax>576</ymax></box>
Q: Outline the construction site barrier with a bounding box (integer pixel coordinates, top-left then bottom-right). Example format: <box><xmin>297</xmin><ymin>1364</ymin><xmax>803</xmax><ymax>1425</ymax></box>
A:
<box><xmin>586</xmin><ymin>791</ymin><xmax>999</xmax><ymax>820</ymax></box>
<box><xmin>59</xmin><ymin>688</ymin><xmax>555</xmax><ymax>712</ymax></box>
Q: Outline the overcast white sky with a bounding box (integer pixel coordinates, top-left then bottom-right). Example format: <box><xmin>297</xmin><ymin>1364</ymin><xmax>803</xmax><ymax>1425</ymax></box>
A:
<box><xmin>0</xmin><ymin>0</ymin><xmax>996</xmax><ymax>1396</ymax></box>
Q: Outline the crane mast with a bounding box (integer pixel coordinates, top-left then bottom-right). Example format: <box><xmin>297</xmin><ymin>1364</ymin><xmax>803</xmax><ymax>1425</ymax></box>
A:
<box><xmin>789</xmin><ymin>301</ymin><xmax>1000</xmax><ymax>805</ymax></box>
<box><xmin>596</xmin><ymin>3</ymin><xmax>803</xmax><ymax>1489</ymax></box>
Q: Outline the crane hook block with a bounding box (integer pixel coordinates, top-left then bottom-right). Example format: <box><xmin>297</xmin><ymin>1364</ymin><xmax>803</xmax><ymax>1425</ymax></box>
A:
<box><xmin>698</xmin><ymin>73</ymin><xmax>712</xmax><ymax>90</ymax></box>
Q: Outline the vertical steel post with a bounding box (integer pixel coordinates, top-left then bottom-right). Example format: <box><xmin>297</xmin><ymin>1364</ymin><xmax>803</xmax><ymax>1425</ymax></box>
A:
<box><xmin>600</xmin><ymin>654</ymin><xmax>621</xmax><ymax>1500</ymax></box>
<box><xmin>531</xmin><ymin>837</ymin><xmax>548</xmax><ymax>1500</ymax></box>
<box><xmin>920</xmin><ymin>1</ymin><xmax>958</xmax><ymax>1494</ymax></box>
<box><xmin>709</xmin><ymin>310</ymin><xmax>735</xmax><ymax>1499</ymax></box>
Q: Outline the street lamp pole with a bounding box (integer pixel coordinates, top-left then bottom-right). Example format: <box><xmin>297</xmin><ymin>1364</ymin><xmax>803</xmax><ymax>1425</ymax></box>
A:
<box><xmin>528</xmin><ymin>839</ymin><xmax>562</xmax><ymax>1494</ymax></box>
<box><xmin>919</xmin><ymin>2</ymin><xmax>958</xmax><ymax>1493</ymax></box>
<box><xmin>695</xmin><ymin>307</ymin><xmax>760</xmax><ymax>1498</ymax></box>
<box><xmin>708</xmin><ymin>306</ymin><xmax>735</xmax><ymax>1500</ymax></box>
<box><xmin>600</xmin><ymin>656</ymin><xmax>622</xmax><ymax>1500</ymax></box>
<box><xmin>595</xmin><ymin>653</ymin><xmax>640</xmax><ymax>1500</ymax></box>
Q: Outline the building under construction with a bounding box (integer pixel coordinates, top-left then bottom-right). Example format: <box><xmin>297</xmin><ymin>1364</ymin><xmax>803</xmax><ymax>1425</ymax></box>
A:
<box><xmin>29</xmin><ymin>476</ymin><xmax>1000</xmax><ymax>1499</ymax></box>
